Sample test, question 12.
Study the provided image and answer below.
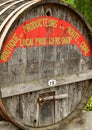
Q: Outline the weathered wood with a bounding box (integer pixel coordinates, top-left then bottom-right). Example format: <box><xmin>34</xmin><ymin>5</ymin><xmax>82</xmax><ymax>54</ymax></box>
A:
<box><xmin>1</xmin><ymin>70</ymin><xmax>92</xmax><ymax>98</ymax></box>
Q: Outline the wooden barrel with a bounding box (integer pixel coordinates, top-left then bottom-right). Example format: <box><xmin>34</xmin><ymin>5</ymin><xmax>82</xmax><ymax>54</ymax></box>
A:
<box><xmin>0</xmin><ymin>0</ymin><xmax>92</xmax><ymax>130</ymax></box>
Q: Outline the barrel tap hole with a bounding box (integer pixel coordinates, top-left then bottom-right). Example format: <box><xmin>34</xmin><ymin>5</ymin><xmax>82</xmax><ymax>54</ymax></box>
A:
<box><xmin>46</xmin><ymin>11</ymin><xmax>51</xmax><ymax>16</ymax></box>
<box><xmin>33</xmin><ymin>119</ymin><xmax>37</xmax><ymax>123</ymax></box>
<box><xmin>19</xmin><ymin>59</ymin><xmax>22</xmax><ymax>63</ymax></box>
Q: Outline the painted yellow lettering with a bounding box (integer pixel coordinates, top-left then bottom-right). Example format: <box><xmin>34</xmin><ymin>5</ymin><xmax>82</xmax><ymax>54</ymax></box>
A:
<box><xmin>62</xmin><ymin>37</ymin><xmax>71</xmax><ymax>44</ymax></box>
<box><xmin>1</xmin><ymin>55</ymin><xmax>7</xmax><ymax>61</ymax></box>
<box><xmin>80</xmin><ymin>42</ymin><xmax>90</xmax><ymax>55</ymax></box>
<box><xmin>55</xmin><ymin>37</ymin><xmax>61</xmax><ymax>45</ymax></box>
<box><xmin>48</xmin><ymin>20</ymin><xmax>57</xmax><ymax>28</ymax></box>
<box><xmin>67</xmin><ymin>26</ymin><xmax>79</xmax><ymax>41</ymax></box>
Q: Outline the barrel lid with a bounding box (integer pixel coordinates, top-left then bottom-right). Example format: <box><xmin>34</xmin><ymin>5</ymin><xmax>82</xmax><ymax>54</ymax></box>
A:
<box><xmin>0</xmin><ymin>0</ymin><xmax>92</xmax><ymax>130</ymax></box>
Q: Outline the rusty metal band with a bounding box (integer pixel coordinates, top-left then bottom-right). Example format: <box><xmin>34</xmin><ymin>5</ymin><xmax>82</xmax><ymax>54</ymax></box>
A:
<box><xmin>0</xmin><ymin>0</ymin><xmax>41</xmax><ymax>50</ymax></box>
<box><xmin>0</xmin><ymin>0</ymin><xmax>25</xmax><ymax>16</ymax></box>
<box><xmin>0</xmin><ymin>99</ymin><xmax>26</xmax><ymax>130</ymax></box>
<box><xmin>0</xmin><ymin>1</ymin><xmax>34</xmax><ymax>32</ymax></box>
<box><xmin>0</xmin><ymin>0</ymin><xmax>14</xmax><ymax>7</ymax></box>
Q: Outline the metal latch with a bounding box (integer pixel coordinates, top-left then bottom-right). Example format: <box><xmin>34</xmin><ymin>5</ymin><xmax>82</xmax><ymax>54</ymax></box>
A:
<box><xmin>37</xmin><ymin>94</ymin><xmax>68</xmax><ymax>103</ymax></box>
